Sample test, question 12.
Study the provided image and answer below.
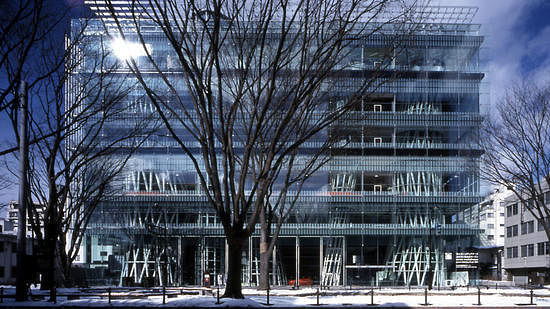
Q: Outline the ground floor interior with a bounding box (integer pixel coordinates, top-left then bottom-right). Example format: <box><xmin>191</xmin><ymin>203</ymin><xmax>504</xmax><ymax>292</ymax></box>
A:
<box><xmin>77</xmin><ymin>196</ymin><xmax>481</xmax><ymax>287</ymax></box>
<box><xmin>78</xmin><ymin>233</ymin><xmax>479</xmax><ymax>288</ymax></box>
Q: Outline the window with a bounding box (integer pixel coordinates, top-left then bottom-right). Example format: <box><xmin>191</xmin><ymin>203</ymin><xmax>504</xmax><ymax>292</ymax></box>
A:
<box><xmin>538</xmin><ymin>218</ymin><xmax>550</xmax><ymax>231</ymax></box>
<box><xmin>521</xmin><ymin>222</ymin><xmax>528</xmax><ymax>235</ymax></box>
<box><xmin>487</xmin><ymin>224</ymin><xmax>495</xmax><ymax>229</ymax></box>
<box><xmin>513</xmin><ymin>224</ymin><xmax>518</xmax><ymax>236</ymax></box>
<box><xmin>506</xmin><ymin>226</ymin><xmax>513</xmax><ymax>238</ymax></box>
<box><xmin>545</xmin><ymin>191</ymin><xmax>550</xmax><ymax>204</ymax></box>
<box><xmin>538</xmin><ymin>242</ymin><xmax>546</xmax><ymax>255</ymax></box>
<box><xmin>488</xmin><ymin>213</ymin><xmax>494</xmax><ymax>218</ymax></box>
<box><xmin>506</xmin><ymin>205</ymin><xmax>512</xmax><ymax>217</ymax></box>
<box><xmin>521</xmin><ymin>245</ymin><xmax>528</xmax><ymax>257</ymax></box>
<box><xmin>506</xmin><ymin>247</ymin><xmax>514</xmax><ymax>258</ymax></box>
<box><xmin>513</xmin><ymin>203</ymin><xmax>518</xmax><ymax>215</ymax></box>
<box><xmin>528</xmin><ymin>244</ymin><xmax>535</xmax><ymax>256</ymax></box>
<box><xmin>547</xmin><ymin>242</ymin><xmax>550</xmax><ymax>255</ymax></box>
<box><xmin>528</xmin><ymin>221</ymin><xmax>534</xmax><ymax>233</ymax></box>
<box><xmin>521</xmin><ymin>222</ymin><xmax>534</xmax><ymax>234</ymax></box>
<box><xmin>507</xmin><ymin>246</ymin><xmax>519</xmax><ymax>258</ymax></box>
<box><xmin>500</xmin><ymin>212</ymin><xmax>505</xmax><ymax>217</ymax></box>
<box><xmin>480</xmin><ymin>213</ymin><xmax>486</xmax><ymax>221</ymax></box>
<box><xmin>11</xmin><ymin>243</ymin><xmax>16</xmax><ymax>252</ymax></box>
<box><xmin>487</xmin><ymin>235</ymin><xmax>494</xmax><ymax>240</ymax></box>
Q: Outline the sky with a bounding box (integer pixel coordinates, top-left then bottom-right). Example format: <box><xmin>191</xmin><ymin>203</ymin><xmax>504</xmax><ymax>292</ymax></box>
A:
<box><xmin>437</xmin><ymin>0</ymin><xmax>550</xmax><ymax>112</ymax></box>
<box><xmin>1</xmin><ymin>0</ymin><xmax>550</xmax><ymax>204</ymax></box>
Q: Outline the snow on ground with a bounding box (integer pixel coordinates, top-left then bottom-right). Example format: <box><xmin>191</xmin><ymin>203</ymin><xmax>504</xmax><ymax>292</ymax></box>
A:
<box><xmin>0</xmin><ymin>286</ymin><xmax>548</xmax><ymax>307</ymax></box>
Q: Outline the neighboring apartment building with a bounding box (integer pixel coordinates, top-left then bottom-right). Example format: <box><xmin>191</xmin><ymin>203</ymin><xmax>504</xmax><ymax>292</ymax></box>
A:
<box><xmin>503</xmin><ymin>189</ymin><xmax>550</xmax><ymax>284</ymax></box>
<box><xmin>461</xmin><ymin>188</ymin><xmax>511</xmax><ymax>280</ymax></box>
<box><xmin>75</xmin><ymin>3</ymin><xmax>484</xmax><ymax>287</ymax></box>
<box><xmin>8</xmin><ymin>201</ymin><xmax>44</xmax><ymax>238</ymax></box>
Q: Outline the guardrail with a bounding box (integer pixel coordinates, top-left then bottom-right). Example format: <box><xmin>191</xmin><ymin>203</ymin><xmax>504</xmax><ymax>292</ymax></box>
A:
<box><xmin>0</xmin><ymin>286</ymin><xmax>213</xmax><ymax>305</ymax></box>
<box><xmin>0</xmin><ymin>284</ymin><xmax>543</xmax><ymax>306</ymax></box>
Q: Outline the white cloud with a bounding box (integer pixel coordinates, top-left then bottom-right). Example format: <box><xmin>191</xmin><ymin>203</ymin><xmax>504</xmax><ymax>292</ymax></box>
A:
<box><xmin>431</xmin><ymin>1</ymin><xmax>550</xmax><ymax>109</ymax></box>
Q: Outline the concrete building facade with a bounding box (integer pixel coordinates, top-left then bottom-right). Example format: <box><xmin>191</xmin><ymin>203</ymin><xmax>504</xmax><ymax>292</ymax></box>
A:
<box><xmin>503</xmin><ymin>190</ymin><xmax>550</xmax><ymax>285</ymax></box>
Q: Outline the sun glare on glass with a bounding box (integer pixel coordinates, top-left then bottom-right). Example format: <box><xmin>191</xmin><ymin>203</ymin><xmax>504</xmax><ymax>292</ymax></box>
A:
<box><xmin>110</xmin><ymin>38</ymin><xmax>150</xmax><ymax>60</ymax></box>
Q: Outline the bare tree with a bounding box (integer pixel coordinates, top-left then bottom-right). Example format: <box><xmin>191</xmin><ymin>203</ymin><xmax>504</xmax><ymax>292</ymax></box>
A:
<box><xmin>96</xmin><ymin>0</ymin><xmax>420</xmax><ymax>298</ymax></box>
<box><xmin>480</xmin><ymin>82</ymin><xmax>550</xmax><ymax>253</ymax></box>
<box><xmin>0</xmin><ymin>0</ymin><xmax>64</xmax><ymax>128</ymax></box>
<box><xmin>0</xmin><ymin>1</ymin><xmax>91</xmax><ymax>157</ymax></box>
<box><xmin>3</xmin><ymin>13</ymin><xmax>156</xmax><ymax>288</ymax></box>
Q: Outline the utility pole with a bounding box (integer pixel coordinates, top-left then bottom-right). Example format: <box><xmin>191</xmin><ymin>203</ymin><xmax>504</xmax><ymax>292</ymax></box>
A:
<box><xmin>16</xmin><ymin>81</ymin><xmax>29</xmax><ymax>301</ymax></box>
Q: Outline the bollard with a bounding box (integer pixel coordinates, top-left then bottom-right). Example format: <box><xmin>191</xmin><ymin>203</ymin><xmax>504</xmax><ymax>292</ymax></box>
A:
<box><xmin>379</xmin><ymin>284</ymin><xmax>381</xmax><ymax>291</ymax></box>
<box><xmin>216</xmin><ymin>286</ymin><xmax>221</xmax><ymax>304</ymax></box>
<box><xmin>530</xmin><ymin>289</ymin><xmax>534</xmax><ymax>305</ymax></box>
<box><xmin>408</xmin><ymin>285</ymin><xmax>411</xmax><ymax>291</ymax></box>
<box><xmin>437</xmin><ymin>283</ymin><xmax>440</xmax><ymax>291</ymax></box>
<box><xmin>477</xmin><ymin>286</ymin><xmax>481</xmax><ymax>306</ymax></box>
<box><xmin>108</xmin><ymin>287</ymin><xmax>112</xmax><ymax>304</ymax></box>
<box><xmin>495</xmin><ymin>283</ymin><xmax>498</xmax><ymax>290</ymax></box>
<box><xmin>266</xmin><ymin>285</ymin><xmax>270</xmax><ymax>306</ymax></box>
<box><xmin>162</xmin><ymin>286</ymin><xmax>166</xmax><ymax>305</ymax></box>
<box><xmin>423</xmin><ymin>288</ymin><xmax>428</xmax><ymax>306</ymax></box>
<box><xmin>467</xmin><ymin>284</ymin><xmax>469</xmax><ymax>291</ymax></box>
<box><xmin>50</xmin><ymin>287</ymin><xmax>57</xmax><ymax>304</ymax></box>
<box><xmin>370</xmin><ymin>289</ymin><xmax>374</xmax><ymax>306</ymax></box>
<box><xmin>316</xmin><ymin>288</ymin><xmax>320</xmax><ymax>306</ymax></box>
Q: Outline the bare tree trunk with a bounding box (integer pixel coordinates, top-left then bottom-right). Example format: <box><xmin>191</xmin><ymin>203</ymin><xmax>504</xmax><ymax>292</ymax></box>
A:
<box><xmin>259</xmin><ymin>240</ymin><xmax>270</xmax><ymax>290</ymax></box>
<box><xmin>41</xmin><ymin>223</ymin><xmax>56</xmax><ymax>290</ymax></box>
<box><xmin>259</xmin><ymin>206</ymin><xmax>270</xmax><ymax>290</ymax></box>
<box><xmin>57</xmin><ymin>238</ymin><xmax>71</xmax><ymax>287</ymax></box>
<box><xmin>223</xmin><ymin>237</ymin><xmax>245</xmax><ymax>299</ymax></box>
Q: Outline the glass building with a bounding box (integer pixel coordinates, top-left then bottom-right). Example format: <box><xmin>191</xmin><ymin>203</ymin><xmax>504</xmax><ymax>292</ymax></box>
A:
<box><xmin>73</xmin><ymin>3</ymin><xmax>484</xmax><ymax>287</ymax></box>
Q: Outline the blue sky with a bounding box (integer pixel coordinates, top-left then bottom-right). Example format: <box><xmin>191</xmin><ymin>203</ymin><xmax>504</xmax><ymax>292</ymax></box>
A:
<box><xmin>440</xmin><ymin>0</ymin><xmax>550</xmax><ymax>109</ymax></box>
<box><xmin>1</xmin><ymin>0</ymin><xmax>550</xmax><ymax>203</ymax></box>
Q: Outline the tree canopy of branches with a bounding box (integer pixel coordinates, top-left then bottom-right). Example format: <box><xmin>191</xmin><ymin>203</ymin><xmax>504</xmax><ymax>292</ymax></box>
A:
<box><xmin>0</xmin><ymin>0</ymin><xmax>71</xmax><ymax>150</ymax></box>
<box><xmin>98</xmin><ymin>0</ymin><xmax>418</xmax><ymax>298</ymax></box>
<box><xmin>481</xmin><ymin>83</ymin><xmax>550</xmax><ymax>248</ymax></box>
<box><xmin>2</xmin><ymin>1</ymin><xmax>156</xmax><ymax>289</ymax></box>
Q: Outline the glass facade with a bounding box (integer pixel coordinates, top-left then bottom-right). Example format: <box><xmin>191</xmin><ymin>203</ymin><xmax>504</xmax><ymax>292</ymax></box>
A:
<box><xmin>71</xmin><ymin>7</ymin><xmax>484</xmax><ymax>287</ymax></box>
